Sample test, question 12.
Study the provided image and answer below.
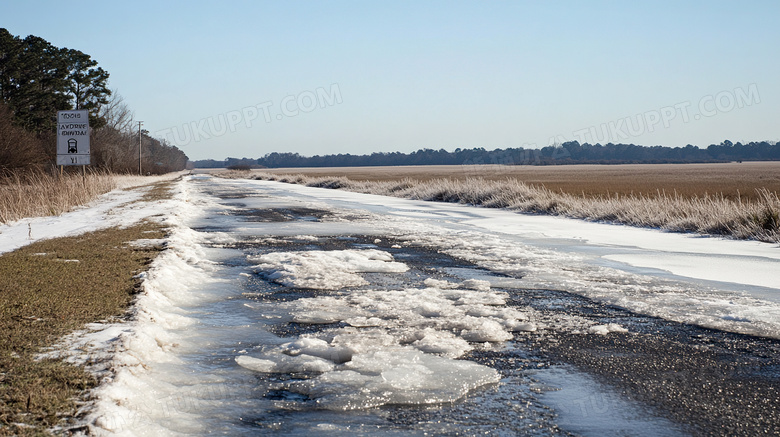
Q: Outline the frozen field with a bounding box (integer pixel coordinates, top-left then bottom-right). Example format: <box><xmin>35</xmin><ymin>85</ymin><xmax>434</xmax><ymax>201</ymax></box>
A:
<box><xmin>3</xmin><ymin>175</ymin><xmax>779</xmax><ymax>435</ymax></box>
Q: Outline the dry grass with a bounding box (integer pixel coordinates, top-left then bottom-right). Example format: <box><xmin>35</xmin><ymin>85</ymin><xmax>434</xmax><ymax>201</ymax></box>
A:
<box><xmin>242</xmin><ymin>170</ymin><xmax>780</xmax><ymax>243</ymax></box>
<box><xmin>0</xmin><ymin>221</ymin><xmax>167</xmax><ymax>435</ymax></box>
<box><xmin>0</xmin><ymin>170</ymin><xmax>182</xmax><ymax>224</ymax></box>
<box><xmin>254</xmin><ymin>162</ymin><xmax>780</xmax><ymax>201</ymax></box>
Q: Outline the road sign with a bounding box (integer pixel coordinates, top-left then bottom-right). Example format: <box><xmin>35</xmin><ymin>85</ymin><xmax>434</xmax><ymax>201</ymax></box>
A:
<box><xmin>57</xmin><ymin>110</ymin><xmax>90</xmax><ymax>166</ymax></box>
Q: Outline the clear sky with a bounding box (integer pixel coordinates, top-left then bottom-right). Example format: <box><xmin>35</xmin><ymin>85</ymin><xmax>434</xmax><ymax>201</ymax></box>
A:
<box><xmin>5</xmin><ymin>1</ymin><xmax>779</xmax><ymax>161</ymax></box>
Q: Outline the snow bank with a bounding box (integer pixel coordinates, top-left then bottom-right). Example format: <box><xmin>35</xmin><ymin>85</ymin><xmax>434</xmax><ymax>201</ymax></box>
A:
<box><xmin>74</xmin><ymin>177</ymin><xmax>239</xmax><ymax>435</ymax></box>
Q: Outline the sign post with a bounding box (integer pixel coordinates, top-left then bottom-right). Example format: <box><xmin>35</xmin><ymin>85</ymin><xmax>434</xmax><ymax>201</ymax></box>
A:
<box><xmin>56</xmin><ymin>110</ymin><xmax>90</xmax><ymax>166</ymax></box>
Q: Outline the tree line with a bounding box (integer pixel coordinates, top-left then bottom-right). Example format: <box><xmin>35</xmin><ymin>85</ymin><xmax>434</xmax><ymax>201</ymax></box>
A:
<box><xmin>196</xmin><ymin>140</ymin><xmax>780</xmax><ymax>169</ymax></box>
<box><xmin>0</xmin><ymin>29</ymin><xmax>187</xmax><ymax>174</ymax></box>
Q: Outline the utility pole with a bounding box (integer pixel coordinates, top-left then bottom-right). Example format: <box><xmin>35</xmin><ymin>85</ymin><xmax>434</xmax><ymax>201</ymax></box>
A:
<box><xmin>137</xmin><ymin>121</ymin><xmax>143</xmax><ymax>175</ymax></box>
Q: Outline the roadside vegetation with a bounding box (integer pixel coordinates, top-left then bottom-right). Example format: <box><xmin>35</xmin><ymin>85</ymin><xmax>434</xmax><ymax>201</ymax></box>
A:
<box><xmin>0</xmin><ymin>29</ymin><xmax>188</xmax><ymax>175</ymax></box>
<box><xmin>0</xmin><ymin>220</ymin><xmax>167</xmax><ymax>435</ymax></box>
<box><xmin>241</xmin><ymin>171</ymin><xmax>780</xmax><ymax>243</ymax></box>
<box><xmin>258</xmin><ymin>162</ymin><xmax>780</xmax><ymax>202</ymax></box>
<box><xmin>0</xmin><ymin>28</ymin><xmax>189</xmax><ymax>224</ymax></box>
<box><xmin>0</xmin><ymin>29</ymin><xmax>186</xmax><ymax>429</ymax></box>
<box><xmin>195</xmin><ymin>139</ymin><xmax>780</xmax><ymax>169</ymax></box>
<box><xmin>0</xmin><ymin>170</ymin><xmax>180</xmax><ymax>224</ymax></box>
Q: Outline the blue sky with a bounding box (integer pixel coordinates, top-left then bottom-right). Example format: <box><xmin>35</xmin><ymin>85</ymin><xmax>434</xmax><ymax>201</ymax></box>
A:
<box><xmin>5</xmin><ymin>1</ymin><xmax>779</xmax><ymax>160</ymax></box>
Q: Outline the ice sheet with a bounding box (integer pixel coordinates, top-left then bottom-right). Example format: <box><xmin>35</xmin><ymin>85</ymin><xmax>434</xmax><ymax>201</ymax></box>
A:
<box><xmin>603</xmin><ymin>252</ymin><xmax>778</xmax><ymax>290</ymax></box>
<box><xmin>246</xmin><ymin>179</ymin><xmax>780</xmax><ymax>292</ymax></box>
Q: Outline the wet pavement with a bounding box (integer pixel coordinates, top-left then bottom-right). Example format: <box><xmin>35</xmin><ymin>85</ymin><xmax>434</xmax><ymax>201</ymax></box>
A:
<box><xmin>189</xmin><ymin>180</ymin><xmax>780</xmax><ymax>436</ymax></box>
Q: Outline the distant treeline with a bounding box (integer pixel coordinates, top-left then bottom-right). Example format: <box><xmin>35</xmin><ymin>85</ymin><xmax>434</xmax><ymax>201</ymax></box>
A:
<box><xmin>0</xmin><ymin>29</ymin><xmax>188</xmax><ymax>174</ymax></box>
<box><xmin>196</xmin><ymin>140</ymin><xmax>780</xmax><ymax>169</ymax></box>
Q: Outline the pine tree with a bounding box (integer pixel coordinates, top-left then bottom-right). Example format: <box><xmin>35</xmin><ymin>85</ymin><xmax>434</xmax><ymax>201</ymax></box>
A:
<box><xmin>0</xmin><ymin>29</ymin><xmax>110</xmax><ymax>132</ymax></box>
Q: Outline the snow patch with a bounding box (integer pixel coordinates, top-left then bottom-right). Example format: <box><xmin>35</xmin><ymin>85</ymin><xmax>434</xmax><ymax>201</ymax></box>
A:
<box><xmin>587</xmin><ymin>323</ymin><xmax>629</xmax><ymax>335</ymax></box>
<box><xmin>249</xmin><ymin>249</ymin><xmax>409</xmax><ymax>290</ymax></box>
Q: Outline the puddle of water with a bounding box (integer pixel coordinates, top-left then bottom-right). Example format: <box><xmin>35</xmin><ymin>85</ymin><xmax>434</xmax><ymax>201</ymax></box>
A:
<box><xmin>531</xmin><ymin>366</ymin><xmax>687</xmax><ymax>437</ymax></box>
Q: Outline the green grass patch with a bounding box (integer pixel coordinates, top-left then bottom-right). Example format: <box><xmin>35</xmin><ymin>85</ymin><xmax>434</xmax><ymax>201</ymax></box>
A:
<box><xmin>0</xmin><ymin>222</ymin><xmax>167</xmax><ymax>435</ymax></box>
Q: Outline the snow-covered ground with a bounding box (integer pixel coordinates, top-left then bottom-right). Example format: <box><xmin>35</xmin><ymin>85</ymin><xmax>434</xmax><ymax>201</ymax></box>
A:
<box><xmin>6</xmin><ymin>175</ymin><xmax>779</xmax><ymax>435</ymax></box>
<box><xmin>260</xmin><ymin>180</ymin><xmax>780</xmax><ymax>337</ymax></box>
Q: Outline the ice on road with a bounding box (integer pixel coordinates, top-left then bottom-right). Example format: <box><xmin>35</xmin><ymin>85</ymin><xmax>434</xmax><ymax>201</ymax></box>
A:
<box><xmin>9</xmin><ymin>175</ymin><xmax>778</xmax><ymax>436</ymax></box>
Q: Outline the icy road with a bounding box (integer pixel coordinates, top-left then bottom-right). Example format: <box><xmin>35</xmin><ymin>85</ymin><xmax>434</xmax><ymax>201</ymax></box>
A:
<box><xmin>6</xmin><ymin>175</ymin><xmax>780</xmax><ymax>436</ymax></box>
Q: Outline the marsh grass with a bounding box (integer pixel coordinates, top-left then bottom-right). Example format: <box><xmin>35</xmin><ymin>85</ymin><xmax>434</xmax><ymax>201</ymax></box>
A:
<box><xmin>246</xmin><ymin>171</ymin><xmax>780</xmax><ymax>243</ymax></box>
<box><xmin>0</xmin><ymin>221</ymin><xmax>167</xmax><ymax>435</ymax></box>
<box><xmin>257</xmin><ymin>163</ymin><xmax>780</xmax><ymax>202</ymax></box>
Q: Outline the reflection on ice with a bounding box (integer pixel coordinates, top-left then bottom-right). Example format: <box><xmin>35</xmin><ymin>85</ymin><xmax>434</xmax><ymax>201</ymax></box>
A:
<box><xmin>534</xmin><ymin>366</ymin><xmax>686</xmax><ymax>437</ymax></box>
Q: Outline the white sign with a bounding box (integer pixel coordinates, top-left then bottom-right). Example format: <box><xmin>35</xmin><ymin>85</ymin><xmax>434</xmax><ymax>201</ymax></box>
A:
<box><xmin>57</xmin><ymin>110</ymin><xmax>90</xmax><ymax>166</ymax></box>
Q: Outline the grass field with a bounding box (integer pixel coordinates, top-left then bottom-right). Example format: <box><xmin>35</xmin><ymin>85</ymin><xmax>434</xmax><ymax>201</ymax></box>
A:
<box><xmin>0</xmin><ymin>181</ymin><xmax>174</xmax><ymax>435</ymax></box>
<box><xmin>0</xmin><ymin>222</ymin><xmax>166</xmax><ymax>435</ymax></box>
<box><xmin>257</xmin><ymin>162</ymin><xmax>780</xmax><ymax>201</ymax></box>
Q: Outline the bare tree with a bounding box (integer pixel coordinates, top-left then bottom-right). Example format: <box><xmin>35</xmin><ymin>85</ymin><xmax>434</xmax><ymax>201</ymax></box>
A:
<box><xmin>0</xmin><ymin>102</ymin><xmax>46</xmax><ymax>171</ymax></box>
<box><xmin>91</xmin><ymin>91</ymin><xmax>137</xmax><ymax>172</ymax></box>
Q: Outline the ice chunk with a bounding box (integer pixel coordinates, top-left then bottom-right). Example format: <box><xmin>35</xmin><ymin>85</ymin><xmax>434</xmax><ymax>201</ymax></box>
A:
<box><xmin>236</xmin><ymin>354</ymin><xmax>335</xmax><ymax>373</ymax></box>
<box><xmin>410</xmin><ymin>329</ymin><xmax>473</xmax><ymax>358</ymax></box>
<box><xmin>292</xmin><ymin>311</ymin><xmax>343</xmax><ymax>324</ymax></box>
<box><xmin>235</xmin><ymin>356</ymin><xmax>277</xmax><ymax>373</ymax></box>
<box><xmin>345</xmin><ymin>316</ymin><xmax>384</xmax><ymax>327</ymax></box>
<box><xmin>283</xmin><ymin>338</ymin><xmax>354</xmax><ymax>364</ymax></box>
<box><xmin>288</xmin><ymin>348</ymin><xmax>500</xmax><ymax>410</ymax></box>
<box><xmin>423</xmin><ymin>278</ymin><xmax>458</xmax><ymax>289</ymax></box>
<box><xmin>461</xmin><ymin>319</ymin><xmax>514</xmax><ymax>342</ymax></box>
<box><xmin>461</xmin><ymin>279</ymin><xmax>491</xmax><ymax>291</ymax></box>
<box><xmin>250</xmin><ymin>249</ymin><xmax>408</xmax><ymax>290</ymax></box>
<box><xmin>415</xmin><ymin>302</ymin><xmax>449</xmax><ymax>317</ymax></box>
<box><xmin>466</xmin><ymin>304</ymin><xmax>500</xmax><ymax>317</ymax></box>
<box><xmin>587</xmin><ymin>323</ymin><xmax>629</xmax><ymax>335</ymax></box>
<box><xmin>505</xmin><ymin>320</ymin><xmax>537</xmax><ymax>332</ymax></box>
<box><xmin>330</xmin><ymin>329</ymin><xmax>399</xmax><ymax>353</ymax></box>
<box><xmin>456</xmin><ymin>291</ymin><xmax>508</xmax><ymax>306</ymax></box>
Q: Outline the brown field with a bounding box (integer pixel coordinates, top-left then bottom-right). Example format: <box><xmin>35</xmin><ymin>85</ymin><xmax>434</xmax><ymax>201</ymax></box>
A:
<box><xmin>259</xmin><ymin>162</ymin><xmax>780</xmax><ymax>201</ymax></box>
